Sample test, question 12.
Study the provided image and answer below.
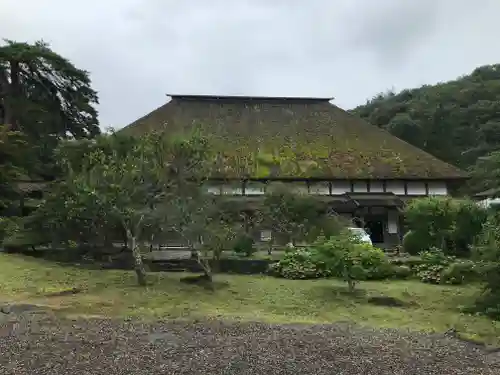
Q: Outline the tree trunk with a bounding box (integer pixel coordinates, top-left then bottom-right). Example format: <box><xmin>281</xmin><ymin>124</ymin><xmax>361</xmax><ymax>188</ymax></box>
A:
<box><xmin>0</xmin><ymin>67</ymin><xmax>12</xmax><ymax>126</ymax></box>
<box><xmin>128</xmin><ymin>234</ymin><xmax>147</xmax><ymax>286</ymax></box>
<box><xmin>6</xmin><ymin>61</ymin><xmax>21</xmax><ymax>131</ymax></box>
<box><xmin>195</xmin><ymin>256</ymin><xmax>213</xmax><ymax>282</ymax></box>
<box><xmin>268</xmin><ymin>236</ymin><xmax>274</xmax><ymax>255</ymax></box>
<box><xmin>211</xmin><ymin>249</ymin><xmax>221</xmax><ymax>274</ymax></box>
<box><xmin>192</xmin><ymin>242</ymin><xmax>213</xmax><ymax>282</ymax></box>
<box><xmin>347</xmin><ymin>279</ymin><xmax>356</xmax><ymax>293</ymax></box>
<box><xmin>149</xmin><ymin>234</ymin><xmax>154</xmax><ymax>252</ymax></box>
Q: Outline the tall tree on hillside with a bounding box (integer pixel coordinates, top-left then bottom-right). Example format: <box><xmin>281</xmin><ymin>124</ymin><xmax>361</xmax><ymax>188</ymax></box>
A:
<box><xmin>469</xmin><ymin>151</ymin><xmax>500</xmax><ymax>195</ymax></box>
<box><xmin>0</xmin><ymin>39</ymin><xmax>100</xmax><ymax>178</ymax></box>
<box><xmin>352</xmin><ymin>64</ymin><xmax>500</xmax><ymax>172</ymax></box>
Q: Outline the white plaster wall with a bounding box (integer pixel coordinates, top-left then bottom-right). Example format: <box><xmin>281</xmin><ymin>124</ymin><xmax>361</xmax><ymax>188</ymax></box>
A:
<box><xmin>331</xmin><ymin>181</ymin><xmax>351</xmax><ymax>195</ymax></box>
<box><xmin>245</xmin><ymin>182</ymin><xmax>266</xmax><ymax>195</ymax></box>
<box><xmin>428</xmin><ymin>181</ymin><xmax>448</xmax><ymax>195</ymax></box>
<box><xmin>206</xmin><ymin>185</ymin><xmax>221</xmax><ymax>195</ymax></box>
<box><xmin>407</xmin><ymin>181</ymin><xmax>427</xmax><ymax>195</ymax></box>
<box><xmin>260</xmin><ymin>230</ymin><xmax>272</xmax><ymax>242</ymax></box>
<box><xmin>369</xmin><ymin>181</ymin><xmax>384</xmax><ymax>193</ymax></box>
<box><xmin>353</xmin><ymin>181</ymin><xmax>368</xmax><ymax>193</ymax></box>
<box><xmin>309</xmin><ymin>182</ymin><xmax>330</xmax><ymax>195</ymax></box>
<box><xmin>387</xmin><ymin>211</ymin><xmax>399</xmax><ymax>234</ymax></box>
<box><xmin>222</xmin><ymin>184</ymin><xmax>243</xmax><ymax>195</ymax></box>
<box><xmin>386</xmin><ymin>181</ymin><xmax>405</xmax><ymax>195</ymax></box>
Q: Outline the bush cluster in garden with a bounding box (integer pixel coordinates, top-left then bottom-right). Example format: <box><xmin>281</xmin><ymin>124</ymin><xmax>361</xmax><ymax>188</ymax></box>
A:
<box><xmin>414</xmin><ymin>248</ymin><xmax>482</xmax><ymax>285</ymax></box>
<box><xmin>402</xmin><ymin>196</ymin><xmax>487</xmax><ymax>257</ymax></box>
<box><xmin>270</xmin><ymin>239</ymin><xmax>486</xmax><ymax>287</ymax></box>
<box><xmin>346</xmin><ymin>243</ymin><xmax>393</xmax><ymax>281</ymax></box>
<box><xmin>268</xmin><ymin>248</ymin><xmax>331</xmax><ymax>279</ymax></box>
<box><xmin>389</xmin><ymin>265</ymin><xmax>413</xmax><ymax>279</ymax></box>
<box><xmin>269</xmin><ymin>233</ymin><xmax>398</xmax><ymax>286</ymax></box>
<box><xmin>232</xmin><ymin>234</ymin><xmax>256</xmax><ymax>257</ymax></box>
<box><xmin>440</xmin><ymin>260</ymin><xmax>479</xmax><ymax>285</ymax></box>
<box><xmin>0</xmin><ymin>216</ymin><xmax>20</xmax><ymax>246</ymax></box>
<box><xmin>415</xmin><ymin>248</ymin><xmax>455</xmax><ymax>284</ymax></box>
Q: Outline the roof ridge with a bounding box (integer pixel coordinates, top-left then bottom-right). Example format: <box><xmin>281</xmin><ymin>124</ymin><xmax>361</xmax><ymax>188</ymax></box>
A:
<box><xmin>168</xmin><ymin>94</ymin><xmax>335</xmax><ymax>102</ymax></box>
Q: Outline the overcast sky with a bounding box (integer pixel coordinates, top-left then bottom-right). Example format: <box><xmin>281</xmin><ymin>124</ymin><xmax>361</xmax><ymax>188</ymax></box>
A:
<box><xmin>2</xmin><ymin>0</ymin><xmax>500</xmax><ymax>129</ymax></box>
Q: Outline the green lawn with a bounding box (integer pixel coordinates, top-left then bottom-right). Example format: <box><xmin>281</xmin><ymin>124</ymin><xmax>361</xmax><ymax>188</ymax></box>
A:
<box><xmin>1</xmin><ymin>253</ymin><xmax>499</xmax><ymax>346</ymax></box>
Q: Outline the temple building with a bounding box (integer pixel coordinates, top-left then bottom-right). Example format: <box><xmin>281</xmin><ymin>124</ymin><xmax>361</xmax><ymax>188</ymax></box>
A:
<box><xmin>121</xmin><ymin>95</ymin><xmax>467</xmax><ymax>248</ymax></box>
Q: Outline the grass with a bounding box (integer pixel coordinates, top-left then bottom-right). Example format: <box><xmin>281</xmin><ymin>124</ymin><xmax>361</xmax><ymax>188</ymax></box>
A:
<box><xmin>1</xmin><ymin>253</ymin><xmax>500</xmax><ymax>346</ymax></box>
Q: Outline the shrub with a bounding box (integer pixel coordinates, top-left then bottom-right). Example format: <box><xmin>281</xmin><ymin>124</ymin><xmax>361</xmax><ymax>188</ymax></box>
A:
<box><xmin>403</xmin><ymin>197</ymin><xmax>487</xmax><ymax>257</ymax></box>
<box><xmin>419</xmin><ymin>247</ymin><xmax>455</xmax><ymax>265</ymax></box>
<box><xmin>453</xmin><ymin>200</ymin><xmax>488</xmax><ymax>257</ymax></box>
<box><xmin>402</xmin><ymin>230</ymin><xmax>431</xmax><ymax>255</ymax></box>
<box><xmin>2</xmin><ymin>228</ymin><xmax>49</xmax><ymax>251</ymax></box>
<box><xmin>415</xmin><ymin>248</ymin><xmax>455</xmax><ymax>284</ymax></box>
<box><xmin>412</xmin><ymin>249</ymin><xmax>480</xmax><ymax>285</ymax></box>
<box><xmin>261</xmin><ymin>184</ymin><xmax>339</xmax><ymax>246</ymax></box>
<box><xmin>473</xmin><ymin>263</ymin><xmax>500</xmax><ymax>320</ymax></box>
<box><xmin>416</xmin><ymin>263</ymin><xmax>446</xmax><ymax>284</ymax></box>
<box><xmin>233</xmin><ymin>234</ymin><xmax>256</xmax><ymax>257</ymax></box>
<box><xmin>472</xmin><ymin>213</ymin><xmax>500</xmax><ymax>262</ymax></box>
<box><xmin>270</xmin><ymin>234</ymin><xmax>393</xmax><ymax>286</ymax></box>
<box><xmin>440</xmin><ymin>260</ymin><xmax>478</xmax><ymax>285</ymax></box>
<box><xmin>389</xmin><ymin>265</ymin><xmax>413</xmax><ymax>279</ymax></box>
<box><xmin>268</xmin><ymin>248</ymin><xmax>330</xmax><ymax>279</ymax></box>
<box><xmin>389</xmin><ymin>255</ymin><xmax>424</xmax><ymax>268</ymax></box>
<box><xmin>355</xmin><ymin>243</ymin><xmax>393</xmax><ymax>280</ymax></box>
<box><xmin>471</xmin><ymin>213</ymin><xmax>500</xmax><ymax>319</ymax></box>
<box><xmin>0</xmin><ymin>216</ymin><xmax>21</xmax><ymax>247</ymax></box>
<box><xmin>311</xmin><ymin>233</ymin><xmax>390</xmax><ymax>291</ymax></box>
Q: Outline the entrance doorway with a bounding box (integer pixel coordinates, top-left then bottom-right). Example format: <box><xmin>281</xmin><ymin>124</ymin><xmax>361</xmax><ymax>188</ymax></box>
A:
<box><xmin>364</xmin><ymin>216</ymin><xmax>385</xmax><ymax>244</ymax></box>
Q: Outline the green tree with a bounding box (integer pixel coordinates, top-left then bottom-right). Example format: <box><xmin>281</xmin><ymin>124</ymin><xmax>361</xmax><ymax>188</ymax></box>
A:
<box><xmin>471</xmin><ymin>213</ymin><xmax>500</xmax><ymax>319</ymax></box>
<box><xmin>403</xmin><ymin>196</ymin><xmax>487</xmax><ymax>256</ymax></box>
<box><xmin>469</xmin><ymin>151</ymin><xmax>500</xmax><ymax>195</ymax></box>
<box><xmin>27</xmin><ymin>134</ymin><xmax>141</xmax><ymax>250</ymax></box>
<box><xmin>163</xmin><ymin>186</ymin><xmax>251</xmax><ymax>281</ymax></box>
<box><xmin>311</xmin><ymin>234</ymin><xmax>388</xmax><ymax>292</ymax></box>
<box><xmin>35</xmin><ymin>131</ymin><xmax>211</xmax><ymax>285</ymax></box>
<box><xmin>55</xmin><ymin>132</ymin><xmax>137</xmax><ymax>176</ymax></box>
<box><xmin>0</xmin><ymin>125</ymin><xmax>26</xmax><ymax>210</ymax></box>
<box><xmin>29</xmin><ymin>177</ymin><xmax>120</xmax><ymax>251</ymax></box>
<box><xmin>199</xmin><ymin>209</ymin><xmax>244</xmax><ymax>276</ymax></box>
<box><xmin>0</xmin><ymin>39</ymin><xmax>100</xmax><ymax>178</ymax></box>
<box><xmin>261</xmin><ymin>183</ymin><xmax>324</xmax><ymax>250</ymax></box>
<box><xmin>386</xmin><ymin>113</ymin><xmax>424</xmax><ymax>149</ymax></box>
<box><xmin>352</xmin><ymin>64</ymin><xmax>500</xmax><ymax>173</ymax></box>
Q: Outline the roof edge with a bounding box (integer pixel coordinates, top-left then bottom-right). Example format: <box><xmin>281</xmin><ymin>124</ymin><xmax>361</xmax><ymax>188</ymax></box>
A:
<box><xmin>167</xmin><ymin>94</ymin><xmax>334</xmax><ymax>101</ymax></box>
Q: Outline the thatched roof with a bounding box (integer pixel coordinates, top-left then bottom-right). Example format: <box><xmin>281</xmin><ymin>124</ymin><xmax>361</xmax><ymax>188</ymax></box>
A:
<box><xmin>120</xmin><ymin>95</ymin><xmax>467</xmax><ymax>180</ymax></box>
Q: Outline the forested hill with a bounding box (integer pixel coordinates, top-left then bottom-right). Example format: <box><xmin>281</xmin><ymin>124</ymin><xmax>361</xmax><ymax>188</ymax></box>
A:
<box><xmin>351</xmin><ymin>64</ymin><xmax>500</xmax><ymax>172</ymax></box>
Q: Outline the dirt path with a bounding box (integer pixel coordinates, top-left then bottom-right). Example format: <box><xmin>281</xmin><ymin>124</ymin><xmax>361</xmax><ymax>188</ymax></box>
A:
<box><xmin>1</xmin><ymin>311</ymin><xmax>498</xmax><ymax>374</ymax></box>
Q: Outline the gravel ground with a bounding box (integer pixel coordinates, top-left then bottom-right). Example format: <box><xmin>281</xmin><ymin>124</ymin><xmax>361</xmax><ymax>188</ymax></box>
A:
<box><xmin>1</xmin><ymin>310</ymin><xmax>499</xmax><ymax>375</ymax></box>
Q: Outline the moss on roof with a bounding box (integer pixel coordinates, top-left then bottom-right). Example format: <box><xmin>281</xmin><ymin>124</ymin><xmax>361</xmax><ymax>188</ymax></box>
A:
<box><xmin>120</xmin><ymin>96</ymin><xmax>467</xmax><ymax>180</ymax></box>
